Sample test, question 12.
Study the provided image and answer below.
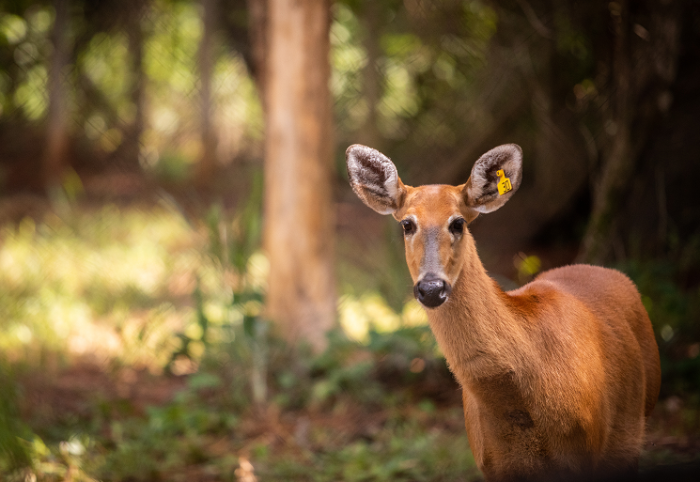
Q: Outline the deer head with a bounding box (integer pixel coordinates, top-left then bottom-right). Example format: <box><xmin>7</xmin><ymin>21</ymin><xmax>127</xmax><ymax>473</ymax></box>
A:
<box><xmin>346</xmin><ymin>144</ymin><xmax>523</xmax><ymax>308</ymax></box>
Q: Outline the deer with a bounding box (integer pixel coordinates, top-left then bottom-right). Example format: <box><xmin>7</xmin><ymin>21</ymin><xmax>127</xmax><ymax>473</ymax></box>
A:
<box><xmin>345</xmin><ymin>143</ymin><xmax>661</xmax><ymax>482</ymax></box>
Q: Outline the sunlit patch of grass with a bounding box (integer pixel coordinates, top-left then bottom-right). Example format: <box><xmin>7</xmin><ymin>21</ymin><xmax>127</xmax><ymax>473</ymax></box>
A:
<box><xmin>0</xmin><ymin>205</ymin><xmax>229</xmax><ymax>370</ymax></box>
<box><xmin>339</xmin><ymin>294</ymin><xmax>427</xmax><ymax>343</ymax></box>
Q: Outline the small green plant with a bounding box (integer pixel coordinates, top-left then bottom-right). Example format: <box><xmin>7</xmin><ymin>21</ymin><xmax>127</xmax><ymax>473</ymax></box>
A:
<box><xmin>514</xmin><ymin>252</ymin><xmax>542</xmax><ymax>285</ymax></box>
<box><xmin>0</xmin><ymin>363</ymin><xmax>32</xmax><ymax>474</ymax></box>
<box><xmin>619</xmin><ymin>258</ymin><xmax>700</xmax><ymax>395</ymax></box>
<box><xmin>170</xmin><ymin>171</ymin><xmax>269</xmax><ymax>407</ymax></box>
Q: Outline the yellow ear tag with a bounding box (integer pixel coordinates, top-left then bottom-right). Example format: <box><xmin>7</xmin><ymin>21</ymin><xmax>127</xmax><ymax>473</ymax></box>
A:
<box><xmin>496</xmin><ymin>169</ymin><xmax>512</xmax><ymax>196</ymax></box>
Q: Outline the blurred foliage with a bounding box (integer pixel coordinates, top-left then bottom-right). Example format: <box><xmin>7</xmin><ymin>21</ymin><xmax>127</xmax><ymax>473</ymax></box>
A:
<box><xmin>337</xmin><ymin>216</ymin><xmax>414</xmax><ymax>314</ymax></box>
<box><xmin>0</xmin><ymin>0</ymin><xmax>263</xmax><ymax>179</ymax></box>
<box><xmin>620</xmin><ymin>254</ymin><xmax>700</xmax><ymax>397</ymax></box>
<box><xmin>0</xmin><ymin>204</ymin><xmax>197</xmax><ymax>366</ymax></box>
<box><xmin>330</xmin><ymin>0</ymin><xmax>500</xmax><ymax>170</ymax></box>
<box><xmin>0</xmin><ymin>363</ymin><xmax>32</xmax><ymax>473</ymax></box>
<box><xmin>513</xmin><ymin>252</ymin><xmax>542</xmax><ymax>285</ymax></box>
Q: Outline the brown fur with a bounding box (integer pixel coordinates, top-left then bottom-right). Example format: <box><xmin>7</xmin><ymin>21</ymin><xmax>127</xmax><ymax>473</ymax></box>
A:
<box><xmin>345</xmin><ymin>144</ymin><xmax>661</xmax><ymax>481</ymax></box>
<box><xmin>395</xmin><ymin>186</ymin><xmax>661</xmax><ymax>482</ymax></box>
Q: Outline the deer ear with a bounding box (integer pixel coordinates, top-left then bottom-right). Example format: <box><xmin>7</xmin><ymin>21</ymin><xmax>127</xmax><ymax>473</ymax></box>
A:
<box><xmin>346</xmin><ymin>144</ymin><xmax>407</xmax><ymax>215</ymax></box>
<box><xmin>463</xmin><ymin>144</ymin><xmax>523</xmax><ymax>213</ymax></box>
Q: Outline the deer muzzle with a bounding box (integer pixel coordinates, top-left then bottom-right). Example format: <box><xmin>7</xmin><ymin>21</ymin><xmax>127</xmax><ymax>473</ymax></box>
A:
<box><xmin>414</xmin><ymin>275</ymin><xmax>452</xmax><ymax>308</ymax></box>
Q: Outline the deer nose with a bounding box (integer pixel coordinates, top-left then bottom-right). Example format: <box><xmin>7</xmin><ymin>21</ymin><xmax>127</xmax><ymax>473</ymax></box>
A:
<box><xmin>414</xmin><ymin>276</ymin><xmax>451</xmax><ymax>308</ymax></box>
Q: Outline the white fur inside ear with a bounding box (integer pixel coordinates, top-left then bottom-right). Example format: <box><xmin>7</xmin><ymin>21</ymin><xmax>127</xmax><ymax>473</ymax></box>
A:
<box><xmin>346</xmin><ymin>144</ymin><xmax>403</xmax><ymax>214</ymax></box>
<box><xmin>467</xmin><ymin>169</ymin><xmax>489</xmax><ymax>201</ymax></box>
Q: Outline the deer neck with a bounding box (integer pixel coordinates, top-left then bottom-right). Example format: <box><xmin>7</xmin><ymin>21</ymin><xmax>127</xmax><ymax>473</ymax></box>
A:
<box><xmin>425</xmin><ymin>234</ymin><xmax>526</xmax><ymax>386</ymax></box>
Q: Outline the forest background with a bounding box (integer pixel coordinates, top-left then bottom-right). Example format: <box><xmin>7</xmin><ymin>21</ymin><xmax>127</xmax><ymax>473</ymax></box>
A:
<box><xmin>0</xmin><ymin>0</ymin><xmax>699</xmax><ymax>480</ymax></box>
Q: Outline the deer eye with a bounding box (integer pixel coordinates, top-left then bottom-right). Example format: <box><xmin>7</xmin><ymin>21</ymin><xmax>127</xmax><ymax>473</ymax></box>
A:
<box><xmin>449</xmin><ymin>218</ymin><xmax>465</xmax><ymax>236</ymax></box>
<box><xmin>401</xmin><ymin>219</ymin><xmax>416</xmax><ymax>236</ymax></box>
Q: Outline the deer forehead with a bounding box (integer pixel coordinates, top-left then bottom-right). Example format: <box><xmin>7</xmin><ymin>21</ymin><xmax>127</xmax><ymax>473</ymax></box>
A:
<box><xmin>401</xmin><ymin>185</ymin><xmax>465</xmax><ymax>224</ymax></box>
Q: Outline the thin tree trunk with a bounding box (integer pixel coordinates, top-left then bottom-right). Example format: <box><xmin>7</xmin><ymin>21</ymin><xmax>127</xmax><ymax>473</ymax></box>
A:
<box><xmin>358</xmin><ymin>1</ymin><xmax>381</xmax><ymax>149</ymax></box>
<box><xmin>120</xmin><ymin>3</ymin><xmax>146</xmax><ymax>170</ymax></box>
<box><xmin>578</xmin><ymin>0</ymin><xmax>633</xmax><ymax>264</ymax></box>
<box><xmin>246</xmin><ymin>0</ymin><xmax>268</xmax><ymax>106</ymax></box>
<box><xmin>44</xmin><ymin>0</ymin><xmax>71</xmax><ymax>190</ymax></box>
<box><xmin>263</xmin><ymin>0</ymin><xmax>336</xmax><ymax>353</ymax></box>
<box><xmin>197</xmin><ymin>0</ymin><xmax>218</xmax><ymax>186</ymax></box>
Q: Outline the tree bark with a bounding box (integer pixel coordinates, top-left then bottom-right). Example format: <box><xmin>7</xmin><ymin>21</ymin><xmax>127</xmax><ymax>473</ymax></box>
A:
<box><xmin>578</xmin><ymin>0</ymin><xmax>682</xmax><ymax>264</ymax></box>
<box><xmin>578</xmin><ymin>0</ymin><xmax>633</xmax><ymax>264</ymax></box>
<box><xmin>358</xmin><ymin>1</ymin><xmax>381</xmax><ymax>149</ymax></box>
<box><xmin>44</xmin><ymin>0</ymin><xmax>71</xmax><ymax>190</ymax></box>
<box><xmin>124</xmin><ymin>8</ymin><xmax>145</xmax><ymax>169</ymax></box>
<box><xmin>262</xmin><ymin>0</ymin><xmax>336</xmax><ymax>352</ymax></box>
<box><xmin>246</xmin><ymin>0</ymin><xmax>268</xmax><ymax>105</ymax></box>
<box><xmin>197</xmin><ymin>0</ymin><xmax>219</xmax><ymax>186</ymax></box>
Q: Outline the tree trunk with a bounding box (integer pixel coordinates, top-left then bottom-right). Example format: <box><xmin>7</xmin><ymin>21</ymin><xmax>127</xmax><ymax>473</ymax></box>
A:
<box><xmin>246</xmin><ymin>0</ymin><xmax>268</xmax><ymax>105</ymax></box>
<box><xmin>44</xmin><ymin>0</ymin><xmax>71</xmax><ymax>190</ymax></box>
<box><xmin>578</xmin><ymin>0</ymin><xmax>633</xmax><ymax>264</ymax></box>
<box><xmin>119</xmin><ymin>2</ymin><xmax>146</xmax><ymax>170</ymax></box>
<box><xmin>262</xmin><ymin>0</ymin><xmax>336</xmax><ymax>353</ymax></box>
<box><xmin>197</xmin><ymin>0</ymin><xmax>218</xmax><ymax>186</ymax></box>
<box><xmin>358</xmin><ymin>1</ymin><xmax>381</xmax><ymax>149</ymax></box>
<box><xmin>578</xmin><ymin>0</ymin><xmax>682</xmax><ymax>264</ymax></box>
